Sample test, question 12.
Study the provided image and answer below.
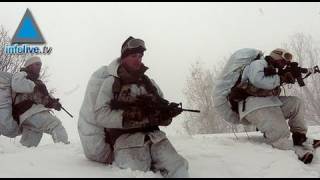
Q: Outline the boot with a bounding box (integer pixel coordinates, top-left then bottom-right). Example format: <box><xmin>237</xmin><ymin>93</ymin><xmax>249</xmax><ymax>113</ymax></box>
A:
<box><xmin>313</xmin><ymin>139</ymin><xmax>320</xmax><ymax>148</ymax></box>
<box><xmin>292</xmin><ymin>132</ymin><xmax>320</xmax><ymax>149</ymax></box>
<box><xmin>299</xmin><ymin>152</ymin><xmax>313</xmax><ymax>164</ymax></box>
<box><xmin>292</xmin><ymin>132</ymin><xmax>307</xmax><ymax>146</ymax></box>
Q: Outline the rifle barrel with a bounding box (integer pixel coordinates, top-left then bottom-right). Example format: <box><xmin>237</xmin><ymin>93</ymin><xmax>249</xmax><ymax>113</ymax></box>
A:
<box><xmin>182</xmin><ymin>108</ymin><xmax>200</xmax><ymax>113</ymax></box>
<box><xmin>61</xmin><ymin>106</ymin><xmax>73</xmax><ymax>118</ymax></box>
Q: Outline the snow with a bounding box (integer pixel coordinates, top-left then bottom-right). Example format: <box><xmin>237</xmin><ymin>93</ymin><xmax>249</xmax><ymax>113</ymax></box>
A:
<box><xmin>1</xmin><ymin>126</ymin><xmax>320</xmax><ymax>177</ymax></box>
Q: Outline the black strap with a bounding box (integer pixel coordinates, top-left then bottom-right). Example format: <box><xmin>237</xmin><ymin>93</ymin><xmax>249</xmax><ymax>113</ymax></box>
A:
<box><xmin>141</xmin><ymin>75</ymin><xmax>159</xmax><ymax>95</ymax></box>
<box><xmin>104</xmin><ymin>128</ymin><xmax>115</xmax><ymax>165</ymax></box>
<box><xmin>12</xmin><ymin>99</ymin><xmax>34</xmax><ymax>124</ymax></box>
<box><xmin>112</xmin><ymin>77</ymin><xmax>120</xmax><ymax>100</ymax></box>
<box><xmin>228</xmin><ymin>74</ymin><xmax>243</xmax><ymax>113</ymax></box>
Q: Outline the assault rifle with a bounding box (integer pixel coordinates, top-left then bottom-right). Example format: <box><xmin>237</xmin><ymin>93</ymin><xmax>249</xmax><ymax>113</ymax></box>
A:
<box><xmin>34</xmin><ymin>81</ymin><xmax>73</xmax><ymax>118</ymax></box>
<box><xmin>109</xmin><ymin>95</ymin><xmax>200</xmax><ymax>114</ymax></box>
<box><xmin>264</xmin><ymin>62</ymin><xmax>320</xmax><ymax>87</ymax></box>
<box><xmin>281</xmin><ymin>62</ymin><xmax>320</xmax><ymax>86</ymax></box>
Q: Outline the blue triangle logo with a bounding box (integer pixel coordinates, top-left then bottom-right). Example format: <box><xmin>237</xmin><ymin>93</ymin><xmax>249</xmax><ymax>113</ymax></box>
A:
<box><xmin>11</xmin><ymin>8</ymin><xmax>46</xmax><ymax>44</ymax></box>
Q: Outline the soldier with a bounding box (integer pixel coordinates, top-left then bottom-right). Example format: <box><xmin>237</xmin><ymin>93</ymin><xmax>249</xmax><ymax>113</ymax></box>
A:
<box><xmin>12</xmin><ymin>56</ymin><xmax>69</xmax><ymax>147</ymax></box>
<box><xmin>228</xmin><ymin>48</ymin><xmax>320</xmax><ymax>164</ymax></box>
<box><xmin>78</xmin><ymin>36</ymin><xmax>189</xmax><ymax>178</ymax></box>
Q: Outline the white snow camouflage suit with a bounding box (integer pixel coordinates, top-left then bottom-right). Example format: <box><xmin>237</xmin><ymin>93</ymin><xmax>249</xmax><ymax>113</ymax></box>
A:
<box><xmin>78</xmin><ymin>59</ymin><xmax>189</xmax><ymax>178</ymax></box>
<box><xmin>240</xmin><ymin>57</ymin><xmax>314</xmax><ymax>160</ymax></box>
<box><xmin>11</xmin><ymin>71</ymin><xmax>69</xmax><ymax>147</ymax></box>
<box><xmin>214</xmin><ymin>48</ymin><xmax>314</xmax><ymax>162</ymax></box>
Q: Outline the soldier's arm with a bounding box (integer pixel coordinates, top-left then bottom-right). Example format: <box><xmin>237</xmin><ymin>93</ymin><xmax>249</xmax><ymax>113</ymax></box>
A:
<box><xmin>246</xmin><ymin>60</ymin><xmax>280</xmax><ymax>90</ymax></box>
<box><xmin>94</xmin><ymin>77</ymin><xmax>125</xmax><ymax>129</ymax></box>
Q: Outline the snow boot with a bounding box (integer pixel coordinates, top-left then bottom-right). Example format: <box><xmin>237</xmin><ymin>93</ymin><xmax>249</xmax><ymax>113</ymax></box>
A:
<box><xmin>299</xmin><ymin>152</ymin><xmax>313</xmax><ymax>164</ymax></box>
<box><xmin>292</xmin><ymin>132</ymin><xmax>320</xmax><ymax>149</ymax></box>
<box><xmin>312</xmin><ymin>139</ymin><xmax>320</xmax><ymax>148</ymax></box>
<box><xmin>292</xmin><ymin>132</ymin><xmax>307</xmax><ymax>146</ymax></box>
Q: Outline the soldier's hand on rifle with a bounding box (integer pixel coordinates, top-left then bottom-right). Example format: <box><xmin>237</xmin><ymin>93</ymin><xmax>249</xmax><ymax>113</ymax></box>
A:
<box><xmin>143</xmin><ymin>110</ymin><xmax>171</xmax><ymax>127</ymax></box>
<box><xmin>148</xmin><ymin>103</ymin><xmax>182</xmax><ymax>127</ymax></box>
<box><xmin>122</xmin><ymin>106</ymin><xmax>144</xmax><ymax>122</ymax></box>
<box><xmin>280</xmin><ymin>72</ymin><xmax>295</xmax><ymax>84</ymax></box>
<box><xmin>264</xmin><ymin>66</ymin><xmax>277</xmax><ymax>76</ymax></box>
<box><xmin>122</xmin><ymin>107</ymin><xmax>150</xmax><ymax>128</ymax></box>
<box><xmin>53</xmin><ymin>99</ymin><xmax>62</xmax><ymax>111</ymax></box>
<box><xmin>45</xmin><ymin>98</ymin><xmax>62</xmax><ymax>111</ymax></box>
<box><xmin>167</xmin><ymin>102</ymin><xmax>183</xmax><ymax>118</ymax></box>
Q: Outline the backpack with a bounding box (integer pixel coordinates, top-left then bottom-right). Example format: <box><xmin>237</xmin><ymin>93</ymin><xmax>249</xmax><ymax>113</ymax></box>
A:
<box><xmin>213</xmin><ymin>48</ymin><xmax>263</xmax><ymax>124</ymax></box>
<box><xmin>0</xmin><ymin>70</ymin><xmax>21</xmax><ymax>125</ymax></box>
<box><xmin>0</xmin><ymin>70</ymin><xmax>13</xmax><ymax>108</ymax></box>
<box><xmin>1</xmin><ymin>70</ymin><xmax>36</xmax><ymax>124</ymax></box>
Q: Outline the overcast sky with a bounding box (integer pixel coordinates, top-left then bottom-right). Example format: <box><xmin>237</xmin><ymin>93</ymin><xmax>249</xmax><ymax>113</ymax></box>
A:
<box><xmin>1</xmin><ymin>2</ymin><xmax>320</xmax><ymax>136</ymax></box>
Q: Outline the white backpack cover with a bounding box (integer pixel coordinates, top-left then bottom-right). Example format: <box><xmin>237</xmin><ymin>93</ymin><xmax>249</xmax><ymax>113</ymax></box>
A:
<box><xmin>213</xmin><ymin>48</ymin><xmax>263</xmax><ymax>124</ymax></box>
<box><xmin>0</xmin><ymin>70</ymin><xmax>13</xmax><ymax>108</ymax></box>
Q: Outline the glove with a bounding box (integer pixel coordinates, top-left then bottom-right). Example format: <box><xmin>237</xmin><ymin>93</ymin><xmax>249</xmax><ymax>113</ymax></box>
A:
<box><xmin>167</xmin><ymin>102</ymin><xmax>183</xmax><ymax>118</ymax></box>
<box><xmin>122</xmin><ymin>107</ymin><xmax>144</xmax><ymax>121</ymax></box>
<box><xmin>280</xmin><ymin>72</ymin><xmax>295</xmax><ymax>84</ymax></box>
<box><xmin>53</xmin><ymin>99</ymin><xmax>62</xmax><ymax>111</ymax></box>
<box><xmin>264</xmin><ymin>66</ymin><xmax>277</xmax><ymax>76</ymax></box>
<box><xmin>147</xmin><ymin>103</ymin><xmax>181</xmax><ymax>127</ymax></box>
<box><xmin>45</xmin><ymin>98</ymin><xmax>62</xmax><ymax>111</ymax></box>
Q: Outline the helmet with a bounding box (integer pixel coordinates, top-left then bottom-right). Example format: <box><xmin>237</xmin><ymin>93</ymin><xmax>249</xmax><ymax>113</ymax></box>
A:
<box><xmin>270</xmin><ymin>48</ymin><xmax>293</xmax><ymax>61</ymax></box>
<box><xmin>121</xmin><ymin>36</ymin><xmax>146</xmax><ymax>58</ymax></box>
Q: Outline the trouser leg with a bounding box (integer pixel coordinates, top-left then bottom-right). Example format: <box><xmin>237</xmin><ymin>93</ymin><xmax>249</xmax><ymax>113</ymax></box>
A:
<box><xmin>279</xmin><ymin>96</ymin><xmax>307</xmax><ymax>134</ymax></box>
<box><xmin>114</xmin><ymin>139</ymin><xmax>152</xmax><ymax>172</ymax></box>
<box><xmin>245</xmin><ymin>107</ymin><xmax>313</xmax><ymax>162</ymax></box>
<box><xmin>21</xmin><ymin>111</ymin><xmax>69</xmax><ymax>145</ymax></box>
<box><xmin>20</xmin><ymin>127</ymin><xmax>43</xmax><ymax>147</ymax></box>
<box><xmin>44</xmin><ymin>117</ymin><xmax>69</xmax><ymax>144</ymax></box>
<box><xmin>245</xmin><ymin>107</ymin><xmax>291</xmax><ymax>149</ymax></box>
<box><xmin>150</xmin><ymin>139</ymin><xmax>189</xmax><ymax>178</ymax></box>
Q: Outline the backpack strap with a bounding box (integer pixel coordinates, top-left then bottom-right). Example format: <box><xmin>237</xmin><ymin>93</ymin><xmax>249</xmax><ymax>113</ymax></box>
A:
<box><xmin>12</xmin><ymin>98</ymin><xmax>34</xmax><ymax>124</ymax></box>
<box><xmin>112</xmin><ymin>76</ymin><xmax>121</xmax><ymax>100</ymax></box>
<box><xmin>227</xmin><ymin>64</ymin><xmax>251</xmax><ymax>114</ymax></box>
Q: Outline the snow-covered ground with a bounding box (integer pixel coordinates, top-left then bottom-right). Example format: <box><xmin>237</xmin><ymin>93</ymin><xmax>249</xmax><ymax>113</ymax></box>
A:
<box><xmin>1</xmin><ymin>126</ymin><xmax>320</xmax><ymax>177</ymax></box>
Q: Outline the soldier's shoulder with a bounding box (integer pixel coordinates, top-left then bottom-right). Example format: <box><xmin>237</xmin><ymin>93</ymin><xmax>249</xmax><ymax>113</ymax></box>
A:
<box><xmin>12</xmin><ymin>71</ymin><xmax>27</xmax><ymax>79</ymax></box>
<box><xmin>250</xmin><ymin>59</ymin><xmax>268</xmax><ymax>67</ymax></box>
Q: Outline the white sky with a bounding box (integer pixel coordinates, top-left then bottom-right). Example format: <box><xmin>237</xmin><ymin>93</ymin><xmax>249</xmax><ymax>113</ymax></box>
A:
<box><xmin>1</xmin><ymin>2</ymin><xmax>320</xmax><ymax>136</ymax></box>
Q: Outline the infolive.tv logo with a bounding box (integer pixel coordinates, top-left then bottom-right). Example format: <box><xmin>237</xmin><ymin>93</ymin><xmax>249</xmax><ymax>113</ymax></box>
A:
<box><xmin>5</xmin><ymin>8</ymin><xmax>52</xmax><ymax>55</ymax></box>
